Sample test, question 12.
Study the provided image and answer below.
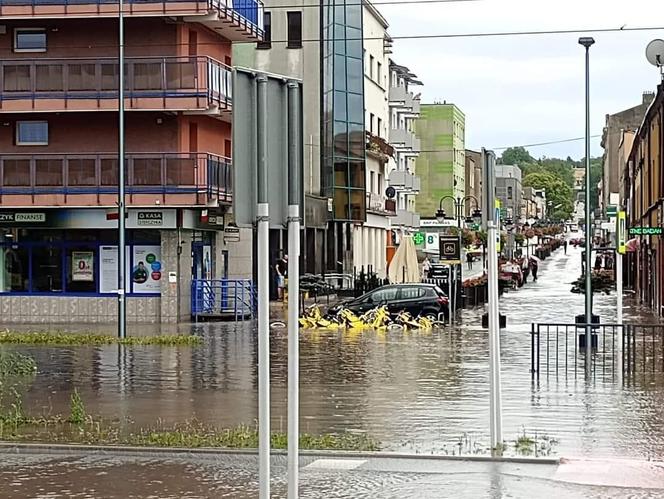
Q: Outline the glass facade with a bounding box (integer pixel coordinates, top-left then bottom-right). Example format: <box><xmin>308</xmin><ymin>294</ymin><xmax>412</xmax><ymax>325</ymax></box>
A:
<box><xmin>322</xmin><ymin>0</ymin><xmax>366</xmax><ymax>221</ymax></box>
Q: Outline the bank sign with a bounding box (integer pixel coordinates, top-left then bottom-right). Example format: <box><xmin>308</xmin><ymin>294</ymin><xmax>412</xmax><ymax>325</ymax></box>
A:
<box><xmin>629</xmin><ymin>226</ymin><xmax>663</xmax><ymax>236</ymax></box>
<box><xmin>0</xmin><ymin>212</ymin><xmax>46</xmax><ymax>223</ymax></box>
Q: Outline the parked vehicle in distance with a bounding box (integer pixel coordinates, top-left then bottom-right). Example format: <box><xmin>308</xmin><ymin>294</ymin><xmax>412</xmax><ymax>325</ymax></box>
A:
<box><xmin>330</xmin><ymin>283</ymin><xmax>449</xmax><ymax>321</ymax></box>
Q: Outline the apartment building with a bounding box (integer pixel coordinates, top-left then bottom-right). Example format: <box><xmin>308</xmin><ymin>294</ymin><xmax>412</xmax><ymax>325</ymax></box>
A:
<box><xmin>494</xmin><ymin>165</ymin><xmax>522</xmax><ymax>222</ymax></box>
<box><xmin>415</xmin><ymin>103</ymin><xmax>465</xmax><ymax>220</ymax></box>
<box><xmin>0</xmin><ymin>0</ymin><xmax>264</xmax><ymax>323</ymax></box>
<box><xmin>465</xmin><ymin>149</ymin><xmax>482</xmax><ymax>217</ymax></box>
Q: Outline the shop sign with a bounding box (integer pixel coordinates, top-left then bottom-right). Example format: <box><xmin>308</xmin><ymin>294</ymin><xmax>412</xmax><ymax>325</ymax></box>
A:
<box><xmin>71</xmin><ymin>251</ymin><xmax>94</xmax><ymax>282</ymax></box>
<box><xmin>136</xmin><ymin>211</ymin><xmax>163</xmax><ymax>226</ymax></box>
<box><xmin>439</xmin><ymin>235</ymin><xmax>460</xmax><ymax>263</ymax></box>
<box><xmin>629</xmin><ymin>226</ymin><xmax>663</xmax><ymax>236</ymax></box>
<box><xmin>0</xmin><ymin>212</ymin><xmax>46</xmax><ymax>223</ymax></box>
<box><xmin>224</xmin><ymin>227</ymin><xmax>241</xmax><ymax>242</ymax></box>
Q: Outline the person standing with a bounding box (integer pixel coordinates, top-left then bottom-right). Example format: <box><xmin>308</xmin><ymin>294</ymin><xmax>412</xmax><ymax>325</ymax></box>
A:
<box><xmin>421</xmin><ymin>256</ymin><xmax>432</xmax><ymax>281</ymax></box>
<box><xmin>530</xmin><ymin>257</ymin><xmax>539</xmax><ymax>282</ymax></box>
<box><xmin>564</xmin><ymin>240</ymin><xmax>568</xmax><ymax>254</ymax></box>
<box><xmin>466</xmin><ymin>252</ymin><xmax>474</xmax><ymax>270</ymax></box>
<box><xmin>276</xmin><ymin>254</ymin><xmax>288</xmax><ymax>300</ymax></box>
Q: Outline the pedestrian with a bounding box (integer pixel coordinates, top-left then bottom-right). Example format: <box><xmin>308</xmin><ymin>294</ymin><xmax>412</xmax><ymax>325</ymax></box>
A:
<box><xmin>421</xmin><ymin>256</ymin><xmax>431</xmax><ymax>281</ymax></box>
<box><xmin>564</xmin><ymin>240</ymin><xmax>568</xmax><ymax>254</ymax></box>
<box><xmin>276</xmin><ymin>254</ymin><xmax>288</xmax><ymax>300</ymax></box>
<box><xmin>594</xmin><ymin>253</ymin><xmax>602</xmax><ymax>271</ymax></box>
<box><xmin>530</xmin><ymin>257</ymin><xmax>539</xmax><ymax>282</ymax></box>
<box><xmin>466</xmin><ymin>252</ymin><xmax>474</xmax><ymax>270</ymax></box>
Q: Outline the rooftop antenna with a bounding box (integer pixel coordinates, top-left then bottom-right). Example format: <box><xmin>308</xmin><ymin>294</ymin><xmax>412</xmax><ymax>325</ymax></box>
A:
<box><xmin>645</xmin><ymin>39</ymin><xmax>664</xmax><ymax>81</ymax></box>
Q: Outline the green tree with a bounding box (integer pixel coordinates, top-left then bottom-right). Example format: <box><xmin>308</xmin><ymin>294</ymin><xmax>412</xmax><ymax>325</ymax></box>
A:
<box><xmin>523</xmin><ymin>172</ymin><xmax>574</xmax><ymax>221</ymax></box>
<box><xmin>500</xmin><ymin>146</ymin><xmax>533</xmax><ymax>166</ymax></box>
<box><xmin>580</xmin><ymin>157</ymin><xmax>603</xmax><ymax>212</ymax></box>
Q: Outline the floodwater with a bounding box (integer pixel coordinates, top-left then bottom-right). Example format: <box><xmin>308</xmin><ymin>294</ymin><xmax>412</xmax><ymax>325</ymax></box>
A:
<box><xmin>2</xmin><ymin>240</ymin><xmax>664</xmax><ymax>460</ymax></box>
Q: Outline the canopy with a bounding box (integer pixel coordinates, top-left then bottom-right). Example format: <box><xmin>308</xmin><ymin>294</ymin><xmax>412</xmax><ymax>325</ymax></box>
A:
<box><xmin>388</xmin><ymin>235</ymin><xmax>420</xmax><ymax>283</ymax></box>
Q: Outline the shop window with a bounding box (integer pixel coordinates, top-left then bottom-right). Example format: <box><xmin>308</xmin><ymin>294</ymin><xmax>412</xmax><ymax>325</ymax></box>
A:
<box><xmin>32</xmin><ymin>246</ymin><xmax>63</xmax><ymax>292</ymax></box>
<box><xmin>66</xmin><ymin>246</ymin><xmax>96</xmax><ymax>293</ymax></box>
<box><xmin>14</xmin><ymin>28</ymin><xmax>46</xmax><ymax>53</ymax></box>
<box><xmin>1</xmin><ymin>246</ymin><xmax>29</xmax><ymax>292</ymax></box>
<box><xmin>16</xmin><ymin>121</ymin><xmax>48</xmax><ymax>146</ymax></box>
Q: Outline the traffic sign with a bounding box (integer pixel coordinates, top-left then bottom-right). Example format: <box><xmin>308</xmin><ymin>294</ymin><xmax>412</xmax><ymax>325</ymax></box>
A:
<box><xmin>629</xmin><ymin>226</ymin><xmax>663</xmax><ymax>236</ymax></box>
<box><xmin>617</xmin><ymin>211</ymin><xmax>626</xmax><ymax>254</ymax></box>
<box><xmin>439</xmin><ymin>235</ymin><xmax>460</xmax><ymax>262</ymax></box>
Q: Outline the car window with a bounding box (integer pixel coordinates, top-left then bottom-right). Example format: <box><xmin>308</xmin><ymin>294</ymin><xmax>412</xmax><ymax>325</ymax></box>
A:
<box><xmin>434</xmin><ymin>286</ymin><xmax>447</xmax><ymax>297</ymax></box>
<box><xmin>399</xmin><ymin>287</ymin><xmax>426</xmax><ymax>300</ymax></box>
<box><xmin>372</xmin><ymin>287</ymin><xmax>398</xmax><ymax>302</ymax></box>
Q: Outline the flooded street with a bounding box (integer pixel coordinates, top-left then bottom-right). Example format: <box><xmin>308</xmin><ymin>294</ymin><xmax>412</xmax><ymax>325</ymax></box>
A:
<box><xmin>3</xmin><ymin>242</ymin><xmax>664</xmax><ymax>459</ymax></box>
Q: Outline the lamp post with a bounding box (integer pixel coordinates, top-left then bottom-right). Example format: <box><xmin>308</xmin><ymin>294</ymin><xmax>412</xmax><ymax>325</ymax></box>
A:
<box><xmin>579</xmin><ymin>36</ymin><xmax>595</xmax><ymax>378</ymax></box>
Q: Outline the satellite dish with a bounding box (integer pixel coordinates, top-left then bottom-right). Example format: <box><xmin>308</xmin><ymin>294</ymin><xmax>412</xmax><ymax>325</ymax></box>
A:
<box><xmin>646</xmin><ymin>39</ymin><xmax>664</xmax><ymax>67</ymax></box>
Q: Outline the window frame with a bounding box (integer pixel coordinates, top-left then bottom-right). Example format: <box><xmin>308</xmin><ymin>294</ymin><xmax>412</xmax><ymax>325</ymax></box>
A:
<box><xmin>13</xmin><ymin>27</ymin><xmax>47</xmax><ymax>53</ymax></box>
<box><xmin>257</xmin><ymin>11</ymin><xmax>271</xmax><ymax>49</ymax></box>
<box><xmin>16</xmin><ymin>120</ymin><xmax>49</xmax><ymax>146</ymax></box>
<box><xmin>287</xmin><ymin>11</ymin><xmax>302</xmax><ymax>49</ymax></box>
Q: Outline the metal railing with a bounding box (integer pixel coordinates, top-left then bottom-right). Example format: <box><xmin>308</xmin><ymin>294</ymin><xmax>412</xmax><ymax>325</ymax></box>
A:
<box><xmin>366</xmin><ymin>192</ymin><xmax>396</xmax><ymax>215</ymax></box>
<box><xmin>0</xmin><ymin>0</ymin><xmax>265</xmax><ymax>36</ymax></box>
<box><xmin>0</xmin><ymin>152</ymin><xmax>232</xmax><ymax>203</ymax></box>
<box><xmin>0</xmin><ymin>55</ymin><xmax>231</xmax><ymax>109</ymax></box>
<box><xmin>191</xmin><ymin>278</ymin><xmax>256</xmax><ymax>321</ymax></box>
<box><xmin>530</xmin><ymin>323</ymin><xmax>664</xmax><ymax>378</ymax></box>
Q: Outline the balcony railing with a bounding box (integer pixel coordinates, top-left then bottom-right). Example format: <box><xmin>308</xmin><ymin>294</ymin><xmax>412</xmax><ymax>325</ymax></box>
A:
<box><xmin>389</xmin><ymin>170</ymin><xmax>421</xmax><ymax>193</ymax></box>
<box><xmin>366</xmin><ymin>192</ymin><xmax>396</xmax><ymax>215</ymax></box>
<box><xmin>0</xmin><ymin>0</ymin><xmax>264</xmax><ymax>40</ymax></box>
<box><xmin>0</xmin><ymin>56</ymin><xmax>231</xmax><ymax>113</ymax></box>
<box><xmin>0</xmin><ymin>152</ymin><xmax>231</xmax><ymax>205</ymax></box>
<box><xmin>389</xmin><ymin>128</ymin><xmax>421</xmax><ymax>152</ymax></box>
<box><xmin>391</xmin><ymin>209</ymin><xmax>420</xmax><ymax>228</ymax></box>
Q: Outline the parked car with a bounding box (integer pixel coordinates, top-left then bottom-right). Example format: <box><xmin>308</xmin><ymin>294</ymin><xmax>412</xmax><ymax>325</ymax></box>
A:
<box><xmin>330</xmin><ymin>283</ymin><xmax>449</xmax><ymax>320</ymax></box>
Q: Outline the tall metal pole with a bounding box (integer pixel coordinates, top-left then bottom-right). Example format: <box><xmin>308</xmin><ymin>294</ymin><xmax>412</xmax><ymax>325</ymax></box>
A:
<box><xmin>256</xmin><ymin>74</ymin><xmax>271</xmax><ymax>499</ymax></box>
<box><xmin>484</xmin><ymin>149</ymin><xmax>502</xmax><ymax>450</ymax></box>
<box><xmin>286</xmin><ymin>81</ymin><xmax>301</xmax><ymax>499</ymax></box>
<box><xmin>616</xmin><ymin>209</ymin><xmax>625</xmax><ymax>381</ymax></box>
<box><xmin>117</xmin><ymin>0</ymin><xmax>126</xmax><ymax>339</ymax></box>
<box><xmin>579</xmin><ymin>37</ymin><xmax>595</xmax><ymax>378</ymax></box>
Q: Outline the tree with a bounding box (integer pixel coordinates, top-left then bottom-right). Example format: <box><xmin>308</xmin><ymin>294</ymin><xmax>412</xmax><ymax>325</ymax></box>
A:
<box><xmin>523</xmin><ymin>172</ymin><xmax>574</xmax><ymax>221</ymax></box>
<box><xmin>500</xmin><ymin>146</ymin><xmax>533</xmax><ymax>166</ymax></box>
<box><xmin>580</xmin><ymin>158</ymin><xmax>603</xmax><ymax>212</ymax></box>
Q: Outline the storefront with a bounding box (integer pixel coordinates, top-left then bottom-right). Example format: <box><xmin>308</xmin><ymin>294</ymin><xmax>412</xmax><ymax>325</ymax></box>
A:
<box><xmin>0</xmin><ymin>208</ymin><xmax>226</xmax><ymax>324</ymax></box>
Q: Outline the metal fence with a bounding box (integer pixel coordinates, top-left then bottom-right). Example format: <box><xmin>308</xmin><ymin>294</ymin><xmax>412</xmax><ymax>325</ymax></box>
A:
<box><xmin>530</xmin><ymin>323</ymin><xmax>664</xmax><ymax>378</ymax></box>
<box><xmin>191</xmin><ymin>279</ymin><xmax>255</xmax><ymax>321</ymax></box>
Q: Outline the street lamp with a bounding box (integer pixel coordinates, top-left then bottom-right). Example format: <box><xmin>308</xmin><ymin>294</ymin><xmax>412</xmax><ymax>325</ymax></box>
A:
<box><xmin>579</xmin><ymin>36</ymin><xmax>595</xmax><ymax>378</ymax></box>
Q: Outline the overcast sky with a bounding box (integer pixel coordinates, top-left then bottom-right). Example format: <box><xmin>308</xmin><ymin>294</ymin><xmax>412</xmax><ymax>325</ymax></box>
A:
<box><xmin>382</xmin><ymin>0</ymin><xmax>664</xmax><ymax>159</ymax></box>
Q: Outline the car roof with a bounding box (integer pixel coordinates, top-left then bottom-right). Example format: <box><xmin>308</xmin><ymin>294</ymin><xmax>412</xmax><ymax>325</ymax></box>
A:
<box><xmin>377</xmin><ymin>283</ymin><xmax>438</xmax><ymax>288</ymax></box>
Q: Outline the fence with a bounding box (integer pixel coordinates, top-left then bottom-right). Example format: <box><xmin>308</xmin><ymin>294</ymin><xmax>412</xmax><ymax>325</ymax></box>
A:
<box><xmin>530</xmin><ymin>323</ymin><xmax>664</xmax><ymax>378</ymax></box>
<box><xmin>191</xmin><ymin>279</ymin><xmax>255</xmax><ymax>321</ymax></box>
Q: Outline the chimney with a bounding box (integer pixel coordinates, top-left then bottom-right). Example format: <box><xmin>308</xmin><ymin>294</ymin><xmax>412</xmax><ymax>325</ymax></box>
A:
<box><xmin>643</xmin><ymin>91</ymin><xmax>655</xmax><ymax>105</ymax></box>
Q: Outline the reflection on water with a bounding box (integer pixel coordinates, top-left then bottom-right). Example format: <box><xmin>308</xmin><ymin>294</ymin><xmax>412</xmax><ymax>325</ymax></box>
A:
<box><xmin>2</xmin><ymin>244</ymin><xmax>664</xmax><ymax>458</ymax></box>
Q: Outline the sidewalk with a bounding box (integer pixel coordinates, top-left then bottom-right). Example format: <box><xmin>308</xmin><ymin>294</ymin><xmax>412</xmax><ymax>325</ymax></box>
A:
<box><xmin>0</xmin><ymin>445</ymin><xmax>661</xmax><ymax>498</ymax></box>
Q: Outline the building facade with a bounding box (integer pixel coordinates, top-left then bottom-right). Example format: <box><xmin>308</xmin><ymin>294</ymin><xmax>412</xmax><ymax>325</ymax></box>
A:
<box><xmin>0</xmin><ymin>3</ymin><xmax>263</xmax><ymax>323</ymax></box>
<box><xmin>601</xmin><ymin>92</ymin><xmax>654</xmax><ymax>213</ymax></box>
<box><xmin>415</xmin><ymin>103</ymin><xmax>465</xmax><ymax>220</ymax></box>
<box><xmin>623</xmin><ymin>84</ymin><xmax>663</xmax><ymax>317</ymax></box>
<box><xmin>494</xmin><ymin>165</ymin><xmax>522</xmax><ymax>222</ymax></box>
<box><xmin>465</xmin><ymin>149</ymin><xmax>482</xmax><ymax>216</ymax></box>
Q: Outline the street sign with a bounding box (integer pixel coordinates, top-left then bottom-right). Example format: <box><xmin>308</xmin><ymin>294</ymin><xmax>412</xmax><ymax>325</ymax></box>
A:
<box><xmin>425</xmin><ymin>233</ymin><xmax>438</xmax><ymax>253</ymax></box>
<box><xmin>439</xmin><ymin>235</ymin><xmax>460</xmax><ymax>262</ymax></box>
<box><xmin>413</xmin><ymin>232</ymin><xmax>425</xmax><ymax>246</ymax></box>
<box><xmin>617</xmin><ymin>211</ymin><xmax>626</xmax><ymax>254</ymax></box>
<box><xmin>606</xmin><ymin>205</ymin><xmax>617</xmax><ymax>217</ymax></box>
<box><xmin>629</xmin><ymin>226</ymin><xmax>663</xmax><ymax>236</ymax></box>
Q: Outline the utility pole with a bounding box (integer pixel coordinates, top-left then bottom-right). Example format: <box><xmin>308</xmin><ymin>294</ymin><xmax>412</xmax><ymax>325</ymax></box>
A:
<box><xmin>256</xmin><ymin>75</ymin><xmax>271</xmax><ymax>499</ymax></box>
<box><xmin>117</xmin><ymin>0</ymin><xmax>126</xmax><ymax>339</ymax></box>
<box><xmin>483</xmin><ymin>149</ymin><xmax>503</xmax><ymax>450</ymax></box>
<box><xmin>579</xmin><ymin>36</ymin><xmax>595</xmax><ymax>379</ymax></box>
<box><xmin>286</xmin><ymin>81</ymin><xmax>301</xmax><ymax>499</ymax></box>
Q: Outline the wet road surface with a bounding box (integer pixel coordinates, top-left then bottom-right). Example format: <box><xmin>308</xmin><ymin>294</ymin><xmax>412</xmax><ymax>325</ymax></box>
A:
<box><xmin>1</xmin><ymin>241</ymin><xmax>663</xmax><ymax>461</ymax></box>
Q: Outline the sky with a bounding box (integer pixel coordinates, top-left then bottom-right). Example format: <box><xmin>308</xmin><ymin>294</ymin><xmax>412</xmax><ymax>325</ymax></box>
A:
<box><xmin>381</xmin><ymin>0</ymin><xmax>664</xmax><ymax>159</ymax></box>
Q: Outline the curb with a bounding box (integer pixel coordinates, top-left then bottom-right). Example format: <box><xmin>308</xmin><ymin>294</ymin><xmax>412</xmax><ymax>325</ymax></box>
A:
<box><xmin>0</xmin><ymin>442</ymin><xmax>560</xmax><ymax>465</ymax></box>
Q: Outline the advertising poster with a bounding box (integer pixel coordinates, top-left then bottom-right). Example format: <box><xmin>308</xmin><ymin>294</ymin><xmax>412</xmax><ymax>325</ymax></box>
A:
<box><xmin>99</xmin><ymin>246</ymin><xmax>131</xmax><ymax>294</ymax></box>
<box><xmin>132</xmin><ymin>246</ymin><xmax>162</xmax><ymax>293</ymax></box>
<box><xmin>202</xmin><ymin>245</ymin><xmax>211</xmax><ymax>280</ymax></box>
<box><xmin>72</xmin><ymin>251</ymin><xmax>94</xmax><ymax>282</ymax></box>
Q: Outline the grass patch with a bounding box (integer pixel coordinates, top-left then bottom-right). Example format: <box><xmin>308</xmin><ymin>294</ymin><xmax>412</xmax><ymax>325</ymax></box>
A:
<box><xmin>0</xmin><ymin>352</ymin><xmax>37</xmax><ymax>376</ymax></box>
<box><xmin>68</xmin><ymin>389</ymin><xmax>86</xmax><ymax>425</ymax></box>
<box><xmin>0</xmin><ymin>330</ymin><xmax>201</xmax><ymax>347</ymax></box>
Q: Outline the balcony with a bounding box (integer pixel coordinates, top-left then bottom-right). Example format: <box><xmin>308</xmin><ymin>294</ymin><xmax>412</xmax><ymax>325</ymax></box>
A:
<box><xmin>389</xmin><ymin>128</ymin><xmax>420</xmax><ymax>153</ymax></box>
<box><xmin>366</xmin><ymin>192</ymin><xmax>396</xmax><ymax>216</ymax></box>
<box><xmin>0</xmin><ymin>152</ymin><xmax>231</xmax><ymax>207</ymax></box>
<box><xmin>0</xmin><ymin>0</ymin><xmax>264</xmax><ymax>42</ymax></box>
<box><xmin>390</xmin><ymin>209</ymin><xmax>420</xmax><ymax>228</ymax></box>
<box><xmin>0</xmin><ymin>56</ymin><xmax>231</xmax><ymax>116</ymax></box>
<box><xmin>388</xmin><ymin>170</ymin><xmax>420</xmax><ymax>193</ymax></box>
<box><xmin>388</xmin><ymin>85</ymin><xmax>420</xmax><ymax>114</ymax></box>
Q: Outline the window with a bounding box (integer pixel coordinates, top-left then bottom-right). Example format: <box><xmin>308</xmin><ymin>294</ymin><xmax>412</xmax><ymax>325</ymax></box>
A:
<box><xmin>287</xmin><ymin>12</ymin><xmax>302</xmax><ymax>49</ymax></box>
<box><xmin>508</xmin><ymin>186</ymin><xmax>513</xmax><ymax>200</ymax></box>
<box><xmin>369</xmin><ymin>55</ymin><xmax>374</xmax><ymax>79</ymax></box>
<box><xmin>377</xmin><ymin>61</ymin><xmax>382</xmax><ymax>85</ymax></box>
<box><xmin>16</xmin><ymin>121</ymin><xmax>48</xmax><ymax>146</ymax></box>
<box><xmin>377</xmin><ymin>118</ymin><xmax>382</xmax><ymax>138</ymax></box>
<box><xmin>257</xmin><ymin>12</ymin><xmax>271</xmax><ymax>49</ymax></box>
<box><xmin>398</xmin><ymin>287</ymin><xmax>426</xmax><ymax>300</ymax></box>
<box><xmin>377</xmin><ymin>173</ymin><xmax>382</xmax><ymax>193</ymax></box>
<box><xmin>369</xmin><ymin>113</ymin><xmax>374</xmax><ymax>134</ymax></box>
<box><xmin>369</xmin><ymin>171</ymin><xmax>374</xmax><ymax>193</ymax></box>
<box><xmin>14</xmin><ymin>28</ymin><xmax>46</xmax><ymax>52</ymax></box>
<box><xmin>371</xmin><ymin>287</ymin><xmax>398</xmax><ymax>302</ymax></box>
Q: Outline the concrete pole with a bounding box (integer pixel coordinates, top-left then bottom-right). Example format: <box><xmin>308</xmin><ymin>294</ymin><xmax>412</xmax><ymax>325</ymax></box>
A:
<box><xmin>286</xmin><ymin>81</ymin><xmax>301</xmax><ymax>499</ymax></box>
<box><xmin>580</xmin><ymin>38</ymin><xmax>595</xmax><ymax>379</ymax></box>
<box><xmin>484</xmin><ymin>149</ymin><xmax>503</xmax><ymax>450</ymax></box>
<box><xmin>256</xmin><ymin>75</ymin><xmax>270</xmax><ymax>499</ymax></box>
<box><xmin>117</xmin><ymin>0</ymin><xmax>126</xmax><ymax>339</ymax></box>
